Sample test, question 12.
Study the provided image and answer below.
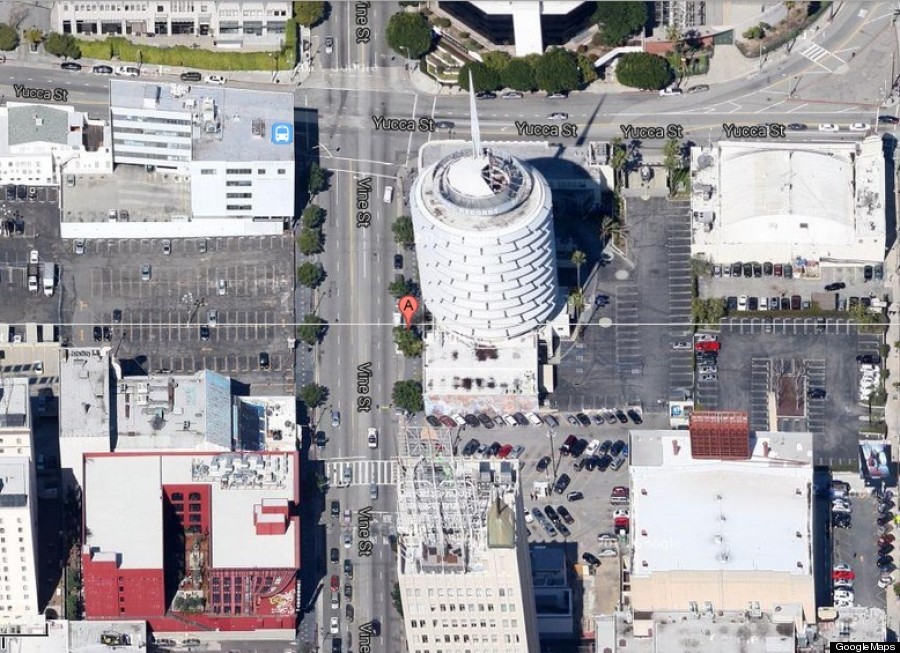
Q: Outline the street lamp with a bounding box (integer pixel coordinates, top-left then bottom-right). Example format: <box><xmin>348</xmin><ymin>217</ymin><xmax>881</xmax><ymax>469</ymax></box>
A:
<box><xmin>547</xmin><ymin>427</ymin><xmax>557</xmax><ymax>485</ymax></box>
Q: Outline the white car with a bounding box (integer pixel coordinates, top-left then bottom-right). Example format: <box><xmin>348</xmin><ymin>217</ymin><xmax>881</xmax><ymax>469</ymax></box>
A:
<box><xmin>598</xmin><ymin>548</ymin><xmax>618</xmax><ymax>557</ymax></box>
<box><xmin>860</xmin><ymin>364</ymin><xmax>880</xmax><ymax>372</ymax></box>
<box><xmin>659</xmin><ymin>86</ymin><xmax>683</xmax><ymax>96</ymax></box>
<box><xmin>671</xmin><ymin>341</ymin><xmax>692</xmax><ymax>350</ymax></box>
<box><xmin>695</xmin><ymin>334</ymin><xmax>718</xmax><ymax>343</ymax></box>
<box><xmin>834</xmin><ymin>579</ymin><xmax>853</xmax><ymax>589</ymax></box>
<box><xmin>343</xmin><ymin>532</ymin><xmax>352</xmax><ymax>548</ymax></box>
<box><xmin>833</xmin><ymin>589</ymin><xmax>854</xmax><ymax>602</ymax></box>
<box><xmin>879</xmin><ymin>575</ymin><xmax>895</xmax><ymax>588</ymax></box>
<box><xmin>367</xmin><ymin>427</ymin><xmax>378</xmax><ymax>449</ymax></box>
<box><xmin>74</xmin><ymin>240</ymin><xmax>85</xmax><ymax>255</ymax></box>
<box><xmin>834</xmin><ymin>598</ymin><xmax>854</xmax><ymax>607</ymax></box>
<box><xmin>548</xmin><ymin>112</ymin><xmax>569</xmax><ymax>121</ymax></box>
<box><xmin>217</xmin><ymin>279</ymin><xmax>227</xmax><ymax>295</ymax></box>
<box><xmin>848</xmin><ymin>122</ymin><xmax>870</xmax><ymax>132</ymax></box>
<box><xmin>205</xmin><ymin>74</ymin><xmax>226</xmax><ymax>85</ymax></box>
<box><xmin>452</xmin><ymin>414</ymin><xmax>466</xmax><ymax>426</ymax></box>
<box><xmin>757</xmin><ymin>296</ymin><xmax>768</xmax><ymax>310</ymax></box>
<box><xmin>585</xmin><ymin>439</ymin><xmax>601</xmax><ymax>458</ymax></box>
<box><xmin>524</xmin><ymin>511</ymin><xmax>534</xmax><ymax>524</ymax></box>
<box><xmin>834</xmin><ymin>563</ymin><xmax>852</xmax><ymax>572</ymax></box>
<box><xmin>818</xmin><ymin>123</ymin><xmax>839</xmax><ymax>132</ymax></box>
<box><xmin>699</xmin><ymin>365</ymin><xmax>717</xmax><ymax>374</ymax></box>
<box><xmin>700</xmin><ymin>373</ymin><xmax>718</xmax><ymax>382</ymax></box>
<box><xmin>29</xmin><ymin>249</ymin><xmax>38</xmax><ymax>264</ymax></box>
<box><xmin>330</xmin><ymin>616</ymin><xmax>339</xmax><ymax>634</ymax></box>
<box><xmin>737</xmin><ymin>295</ymin><xmax>748</xmax><ymax>311</ymax></box>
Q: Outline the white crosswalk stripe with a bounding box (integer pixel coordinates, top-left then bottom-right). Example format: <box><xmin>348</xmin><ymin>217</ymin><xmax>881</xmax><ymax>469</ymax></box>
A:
<box><xmin>800</xmin><ymin>42</ymin><xmax>829</xmax><ymax>62</ymax></box>
<box><xmin>796</xmin><ymin>40</ymin><xmax>844</xmax><ymax>71</ymax></box>
<box><xmin>327</xmin><ymin>459</ymin><xmax>398</xmax><ymax>487</ymax></box>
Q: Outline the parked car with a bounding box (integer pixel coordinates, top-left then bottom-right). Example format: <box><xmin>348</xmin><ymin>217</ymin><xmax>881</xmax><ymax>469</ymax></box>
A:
<box><xmin>61</xmin><ymin>62</ymin><xmax>83</xmax><ymax>71</ymax></box>
<box><xmin>180</xmin><ymin>71</ymin><xmax>202</xmax><ymax>82</ymax></box>
<box><xmin>557</xmin><ymin>506</ymin><xmax>574</xmax><ymax>524</ymax></box>
<box><xmin>553</xmin><ymin>474</ymin><xmax>571</xmax><ymax>494</ymax></box>
<box><xmin>205</xmin><ymin>74</ymin><xmax>227</xmax><ymax>85</ymax></box>
<box><xmin>536</xmin><ymin>456</ymin><xmax>551</xmax><ymax>472</ymax></box>
<box><xmin>848</xmin><ymin>122</ymin><xmax>870</xmax><ymax>132</ymax></box>
<box><xmin>864</xmin><ymin>265</ymin><xmax>874</xmax><ymax>281</ymax></box>
<box><xmin>560</xmin><ymin>435</ymin><xmax>578</xmax><ymax>456</ymax></box>
<box><xmin>566</xmin><ymin>491</ymin><xmax>584</xmax><ymax>501</ymax></box>
<box><xmin>582</xmin><ymin>552</ymin><xmax>601</xmax><ymax>566</ymax></box>
<box><xmin>686</xmin><ymin>84</ymin><xmax>709</xmax><ymax>94</ymax></box>
<box><xmin>548</xmin><ymin>112</ymin><xmax>569</xmax><ymax>120</ymax></box>
<box><xmin>92</xmin><ymin>64</ymin><xmax>114</xmax><ymax>74</ymax></box>
<box><xmin>879</xmin><ymin>115</ymin><xmax>900</xmax><ymax>124</ymax></box>
<box><xmin>825</xmin><ymin>282</ymin><xmax>846</xmax><ymax>291</ymax></box>
<box><xmin>501</xmin><ymin>91</ymin><xmax>523</xmax><ymax>99</ymax></box>
<box><xmin>575</xmin><ymin>413</ymin><xmax>591</xmax><ymax>426</ymax></box>
<box><xmin>818</xmin><ymin>123</ymin><xmax>840</xmax><ymax>132</ymax></box>
<box><xmin>626</xmin><ymin>409</ymin><xmax>642</xmax><ymax>424</ymax></box>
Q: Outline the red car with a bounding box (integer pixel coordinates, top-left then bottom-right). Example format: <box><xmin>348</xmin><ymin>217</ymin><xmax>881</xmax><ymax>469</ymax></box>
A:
<box><xmin>498</xmin><ymin>444</ymin><xmax>513</xmax><ymax>459</ymax></box>
<box><xmin>330</xmin><ymin>575</ymin><xmax>340</xmax><ymax>592</ymax></box>
<box><xmin>695</xmin><ymin>340</ymin><xmax>721</xmax><ymax>353</ymax></box>
<box><xmin>832</xmin><ymin>570</ymin><xmax>855</xmax><ymax>581</ymax></box>
<box><xmin>438</xmin><ymin>415</ymin><xmax>456</xmax><ymax>428</ymax></box>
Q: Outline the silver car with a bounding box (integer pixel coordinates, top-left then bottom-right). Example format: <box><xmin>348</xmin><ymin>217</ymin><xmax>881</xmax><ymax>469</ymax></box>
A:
<box><xmin>207</xmin><ymin>309</ymin><xmax>218</xmax><ymax>327</ymax></box>
<box><xmin>141</xmin><ymin>264</ymin><xmax>151</xmax><ymax>281</ymax></box>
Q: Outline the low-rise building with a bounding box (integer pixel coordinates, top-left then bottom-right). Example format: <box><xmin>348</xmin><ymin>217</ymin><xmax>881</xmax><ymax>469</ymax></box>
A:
<box><xmin>0</xmin><ymin>103</ymin><xmax>112</xmax><ymax>186</ymax></box>
<box><xmin>81</xmin><ymin>450</ymin><xmax>299</xmax><ymax>634</ymax></box>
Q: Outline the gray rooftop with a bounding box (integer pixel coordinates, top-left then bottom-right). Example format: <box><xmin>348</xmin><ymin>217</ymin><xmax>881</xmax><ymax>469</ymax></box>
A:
<box><xmin>0</xmin><ymin>458</ymin><xmax>29</xmax><ymax>508</ymax></box>
<box><xmin>0</xmin><ymin>377</ymin><xmax>29</xmax><ymax>429</ymax></box>
<box><xmin>59</xmin><ymin>348</ymin><xmax>111</xmax><ymax>441</ymax></box>
<box><xmin>109</xmin><ymin>80</ymin><xmax>295</xmax><ymax>162</ymax></box>
<box><xmin>7</xmin><ymin>104</ymin><xmax>78</xmax><ymax>148</ymax></box>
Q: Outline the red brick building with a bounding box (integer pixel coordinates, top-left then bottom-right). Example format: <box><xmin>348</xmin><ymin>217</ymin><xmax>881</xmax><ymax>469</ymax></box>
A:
<box><xmin>81</xmin><ymin>451</ymin><xmax>300</xmax><ymax>633</ymax></box>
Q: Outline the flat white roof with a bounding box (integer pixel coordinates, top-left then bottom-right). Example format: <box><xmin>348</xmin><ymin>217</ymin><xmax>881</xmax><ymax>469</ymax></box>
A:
<box><xmin>630</xmin><ymin>431</ymin><xmax>813</xmax><ymax>576</ymax></box>
<box><xmin>0</xmin><ymin>377</ymin><xmax>29</xmax><ymax>431</ymax></box>
<box><xmin>691</xmin><ymin>138</ymin><xmax>885</xmax><ymax>263</ymax></box>
<box><xmin>59</xmin><ymin>348</ymin><xmax>111</xmax><ymax>441</ymax></box>
<box><xmin>84</xmin><ymin>452</ymin><xmax>298</xmax><ymax>571</ymax></box>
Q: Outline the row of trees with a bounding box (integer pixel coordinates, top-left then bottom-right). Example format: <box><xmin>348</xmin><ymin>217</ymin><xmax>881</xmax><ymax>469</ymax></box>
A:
<box><xmin>0</xmin><ymin>25</ymin><xmax>81</xmax><ymax>58</ymax></box>
<box><xmin>459</xmin><ymin>47</ymin><xmax>596</xmax><ymax>95</ymax></box>
<box><xmin>591</xmin><ymin>2</ymin><xmax>648</xmax><ymax>47</ymax></box>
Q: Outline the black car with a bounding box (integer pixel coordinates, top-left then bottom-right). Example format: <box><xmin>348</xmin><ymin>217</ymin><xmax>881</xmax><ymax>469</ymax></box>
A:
<box><xmin>343</xmin><ymin>559</ymin><xmax>353</xmax><ymax>579</ymax></box>
<box><xmin>570</xmin><ymin>438</ymin><xmax>588</xmax><ymax>457</ymax></box>
<box><xmin>626</xmin><ymin>409</ymin><xmax>643</xmax><ymax>424</ymax></box>
<box><xmin>61</xmin><ymin>61</ymin><xmax>83</xmax><ymax>71</ymax></box>
<box><xmin>536</xmin><ymin>456</ymin><xmax>551</xmax><ymax>472</ymax></box>
<box><xmin>880</xmin><ymin>562</ymin><xmax>896</xmax><ymax>573</ymax></box>
<box><xmin>807</xmin><ymin>388</ymin><xmax>826</xmax><ymax>399</ymax></box>
<box><xmin>16</xmin><ymin>185</ymin><xmax>26</xmax><ymax>201</ymax></box>
<box><xmin>582</xmin><ymin>552</ymin><xmax>601</xmax><ymax>566</ymax></box>
<box><xmin>464</xmin><ymin>414</ymin><xmax>480</xmax><ymax>427</ymax></box>
<box><xmin>393</xmin><ymin>254</ymin><xmax>403</xmax><ymax>269</ymax></box>
<box><xmin>557</xmin><ymin>522</ymin><xmax>571</xmax><ymax>537</ymax></box>
<box><xmin>833</xmin><ymin>515</ymin><xmax>851</xmax><ymax>529</ymax></box>
<box><xmin>878</xmin><ymin>555</ymin><xmax>894</xmax><ymax>567</ymax></box>
<box><xmin>560</xmin><ymin>434</ymin><xmax>577</xmax><ymax>455</ymax></box>
<box><xmin>331</xmin><ymin>500</ymin><xmax>340</xmax><ymax>517</ymax></box>
<box><xmin>553</xmin><ymin>474</ymin><xmax>571</xmax><ymax>494</ymax></box>
<box><xmin>763</xmin><ymin>262</ymin><xmax>773</xmax><ymax>275</ymax></box>
<box><xmin>592</xmin><ymin>413</ymin><xmax>605</xmax><ymax>425</ymax></box>
<box><xmin>92</xmin><ymin>64</ymin><xmax>114</xmax><ymax>74</ymax></box>
<box><xmin>787</xmin><ymin>123</ymin><xmax>808</xmax><ymax>130</ymax></box>
<box><xmin>614</xmin><ymin>410</ymin><xmax>628</xmax><ymax>424</ymax></box>
<box><xmin>544</xmin><ymin>415</ymin><xmax>560</xmax><ymax>427</ymax></box>
<box><xmin>4</xmin><ymin>184</ymin><xmax>14</xmax><ymax>201</ymax></box>
<box><xmin>599</xmin><ymin>440</ymin><xmax>613</xmax><ymax>456</ymax></box>
<box><xmin>877</xmin><ymin>514</ymin><xmax>894</xmax><ymax>526</ymax></box>
<box><xmin>596</xmin><ymin>455</ymin><xmax>612</xmax><ymax>472</ymax></box>
<box><xmin>345</xmin><ymin>604</ymin><xmax>354</xmax><ymax>622</ymax></box>
<box><xmin>258</xmin><ymin>352</ymin><xmax>270</xmax><ymax>369</ymax></box>
<box><xmin>426</xmin><ymin>415</ymin><xmax>441</xmax><ymax>427</ymax></box>
<box><xmin>780</xmin><ymin>297</ymin><xmax>791</xmax><ymax>310</ymax></box>
<box><xmin>567</xmin><ymin>491</ymin><xmax>584</xmax><ymax>501</ymax></box>
<box><xmin>199</xmin><ymin>325</ymin><xmax>210</xmax><ymax>341</ymax></box>
<box><xmin>575</xmin><ymin>413</ymin><xmax>591</xmax><ymax>426</ymax></box>
<box><xmin>102</xmin><ymin>326</ymin><xmax>112</xmax><ymax>341</ymax></box>
<box><xmin>93</xmin><ymin>326</ymin><xmax>102</xmax><ymax>342</ymax></box>
<box><xmin>731</xmin><ymin>262</ymin><xmax>742</xmax><ymax>277</ymax></box>
<box><xmin>513</xmin><ymin>412</ymin><xmax>529</xmax><ymax>426</ymax></box>
<box><xmin>726</xmin><ymin>296</ymin><xmax>738</xmax><ymax>311</ymax></box>
<box><xmin>742</xmin><ymin>263</ymin><xmax>752</xmax><ymax>278</ymax></box>
<box><xmin>825</xmin><ymin>282</ymin><xmax>846</xmax><ymax>291</ymax></box>
<box><xmin>330</xmin><ymin>547</ymin><xmax>339</xmax><ymax>563</ymax></box>
<box><xmin>180</xmin><ymin>71</ymin><xmax>202</xmax><ymax>82</ymax></box>
<box><xmin>315</xmin><ymin>431</ymin><xmax>327</xmax><ymax>448</ymax></box>
<box><xmin>610</xmin><ymin>440</ymin><xmax>626</xmax><ymax>457</ymax></box>
<box><xmin>485</xmin><ymin>442</ymin><xmax>501</xmax><ymax>457</ymax></box>
<box><xmin>748</xmin><ymin>297</ymin><xmax>758</xmax><ymax>311</ymax></box>
<box><xmin>112</xmin><ymin>309</ymin><xmax>122</xmax><ymax>324</ymax></box>
<box><xmin>344</xmin><ymin>584</ymin><xmax>352</xmax><ymax>600</ymax></box>
<box><xmin>752</xmin><ymin>262</ymin><xmax>762</xmax><ymax>278</ymax></box>
<box><xmin>462</xmin><ymin>438</ymin><xmax>480</xmax><ymax>457</ymax></box>
<box><xmin>879</xmin><ymin>115</ymin><xmax>900</xmax><ymax>124</ymax></box>
<box><xmin>475</xmin><ymin>91</ymin><xmax>497</xmax><ymax>99</ymax></box>
<box><xmin>875</xmin><ymin>264</ymin><xmax>884</xmax><ymax>281</ymax></box>
<box><xmin>544</xmin><ymin>506</ymin><xmax>560</xmax><ymax>524</ymax></box>
<box><xmin>879</xmin><ymin>545</ymin><xmax>894</xmax><ymax>556</ymax></box>
<box><xmin>864</xmin><ymin>265</ymin><xmax>874</xmax><ymax>281</ymax></box>
<box><xmin>583</xmin><ymin>456</ymin><xmax>598</xmax><ymax>471</ymax></box>
<box><xmin>478</xmin><ymin>413</ymin><xmax>494</xmax><ymax>429</ymax></box>
<box><xmin>557</xmin><ymin>506</ymin><xmax>574</xmax><ymax>524</ymax></box>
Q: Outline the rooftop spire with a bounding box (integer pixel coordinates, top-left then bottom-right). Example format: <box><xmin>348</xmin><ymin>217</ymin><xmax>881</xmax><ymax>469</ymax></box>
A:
<box><xmin>468</xmin><ymin>71</ymin><xmax>482</xmax><ymax>158</ymax></box>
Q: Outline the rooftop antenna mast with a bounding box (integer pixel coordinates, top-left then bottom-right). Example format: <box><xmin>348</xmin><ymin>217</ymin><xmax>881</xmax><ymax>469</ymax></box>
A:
<box><xmin>468</xmin><ymin>71</ymin><xmax>482</xmax><ymax>158</ymax></box>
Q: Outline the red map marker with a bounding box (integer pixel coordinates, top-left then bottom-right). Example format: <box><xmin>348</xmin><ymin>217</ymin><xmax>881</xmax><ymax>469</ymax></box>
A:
<box><xmin>398</xmin><ymin>295</ymin><xmax>419</xmax><ymax>329</ymax></box>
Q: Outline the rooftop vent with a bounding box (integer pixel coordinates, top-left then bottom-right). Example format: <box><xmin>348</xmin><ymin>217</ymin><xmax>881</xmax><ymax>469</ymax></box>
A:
<box><xmin>251</xmin><ymin>118</ymin><xmax>266</xmax><ymax>137</ymax></box>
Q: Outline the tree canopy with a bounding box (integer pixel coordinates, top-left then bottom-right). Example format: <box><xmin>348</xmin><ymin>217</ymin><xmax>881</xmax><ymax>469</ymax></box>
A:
<box><xmin>297</xmin><ymin>314</ymin><xmax>327</xmax><ymax>345</ymax></box>
<box><xmin>43</xmin><ymin>32</ymin><xmax>81</xmax><ymax>59</ymax></box>
<box><xmin>457</xmin><ymin>61</ymin><xmax>500</xmax><ymax>93</ymax></box>
<box><xmin>298</xmin><ymin>228</ymin><xmax>324</xmax><ymax>256</ymax></box>
<box><xmin>293</xmin><ymin>1</ymin><xmax>325</xmax><ymax>27</ymax></box>
<box><xmin>393</xmin><ymin>326</ymin><xmax>423</xmax><ymax>357</ymax></box>
<box><xmin>386</xmin><ymin>11</ymin><xmax>432</xmax><ymax>60</ymax></box>
<box><xmin>298</xmin><ymin>382</ymin><xmax>328</xmax><ymax>408</ymax></box>
<box><xmin>301</xmin><ymin>204</ymin><xmax>326</xmax><ymax>230</ymax></box>
<box><xmin>501</xmin><ymin>57</ymin><xmax>535</xmax><ymax>92</ymax></box>
<box><xmin>296</xmin><ymin>261</ymin><xmax>325</xmax><ymax>288</ymax></box>
<box><xmin>535</xmin><ymin>47</ymin><xmax>579</xmax><ymax>94</ymax></box>
<box><xmin>392</xmin><ymin>380</ymin><xmax>424</xmax><ymax>414</ymax></box>
<box><xmin>307</xmin><ymin>162</ymin><xmax>327</xmax><ymax>194</ymax></box>
<box><xmin>389</xmin><ymin>276</ymin><xmax>416</xmax><ymax>299</ymax></box>
<box><xmin>591</xmin><ymin>2</ymin><xmax>647</xmax><ymax>46</ymax></box>
<box><xmin>615</xmin><ymin>52</ymin><xmax>672</xmax><ymax>90</ymax></box>
<box><xmin>0</xmin><ymin>24</ymin><xmax>20</xmax><ymax>51</ymax></box>
<box><xmin>392</xmin><ymin>215</ymin><xmax>415</xmax><ymax>247</ymax></box>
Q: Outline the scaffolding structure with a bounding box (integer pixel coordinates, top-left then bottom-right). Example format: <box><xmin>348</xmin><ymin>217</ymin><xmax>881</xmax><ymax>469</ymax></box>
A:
<box><xmin>396</xmin><ymin>421</ymin><xmax>512</xmax><ymax>572</ymax></box>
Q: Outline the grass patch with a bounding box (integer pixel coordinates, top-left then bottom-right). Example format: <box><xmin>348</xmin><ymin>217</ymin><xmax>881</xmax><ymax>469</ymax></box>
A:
<box><xmin>75</xmin><ymin>36</ymin><xmax>293</xmax><ymax>71</ymax></box>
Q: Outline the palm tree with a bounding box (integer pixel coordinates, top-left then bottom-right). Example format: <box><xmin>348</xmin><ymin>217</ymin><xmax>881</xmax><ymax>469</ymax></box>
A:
<box><xmin>600</xmin><ymin>216</ymin><xmax>628</xmax><ymax>244</ymax></box>
<box><xmin>610</xmin><ymin>137</ymin><xmax>627</xmax><ymax>186</ymax></box>
<box><xmin>570</xmin><ymin>250</ymin><xmax>587</xmax><ymax>290</ymax></box>
<box><xmin>569</xmin><ymin>289</ymin><xmax>585</xmax><ymax>312</ymax></box>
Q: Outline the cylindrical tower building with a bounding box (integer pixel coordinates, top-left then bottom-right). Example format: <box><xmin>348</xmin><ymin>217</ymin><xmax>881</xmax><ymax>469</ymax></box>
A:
<box><xmin>410</xmin><ymin>146</ymin><xmax>559</xmax><ymax>343</ymax></box>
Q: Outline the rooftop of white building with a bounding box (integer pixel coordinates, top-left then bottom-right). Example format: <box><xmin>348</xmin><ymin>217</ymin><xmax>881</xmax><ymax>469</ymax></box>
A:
<box><xmin>691</xmin><ymin>138</ymin><xmax>885</xmax><ymax>263</ymax></box>
<box><xmin>114</xmin><ymin>369</ymin><xmax>232</xmax><ymax>451</ymax></box>
<box><xmin>9</xmin><ymin>619</ymin><xmax>148</xmax><ymax>653</ymax></box>
<box><xmin>0</xmin><ymin>458</ymin><xmax>30</xmax><ymax>506</ymax></box>
<box><xmin>59</xmin><ymin>348</ymin><xmax>111</xmax><ymax>441</ymax></box>
<box><xmin>235</xmin><ymin>396</ymin><xmax>297</xmax><ymax>451</ymax></box>
<box><xmin>109</xmin><ymin>80</ymin><xmax>295</xmax><ymax>162</ymax></box>
<box><xmin>0</xmin><ymin>377</ymin><xmax>30</xmax><ymax>431</ymax></box>
<box><xmin>83</xmin><ymin>451</ymin><xmax>298</xmax><ymax>571</ymax></box>
<box><xmin>629</xmin><ymin>430</ymin><xmax>814</xmax><ymax>576</ymax></box>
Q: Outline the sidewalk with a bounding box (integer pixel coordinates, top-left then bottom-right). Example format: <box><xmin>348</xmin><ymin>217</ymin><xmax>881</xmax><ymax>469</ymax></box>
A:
<box><xmin>883</xmin><ymin>234</ymin><xmax>900</xmax><ymax>637</ymax></box>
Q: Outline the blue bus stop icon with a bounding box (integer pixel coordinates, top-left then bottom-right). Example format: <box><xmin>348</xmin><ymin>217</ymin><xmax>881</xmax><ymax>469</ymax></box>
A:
<box><xmin>272</xmin><ymin>123</ymin><xmax>293</xmax><ymax>145</ymax></box>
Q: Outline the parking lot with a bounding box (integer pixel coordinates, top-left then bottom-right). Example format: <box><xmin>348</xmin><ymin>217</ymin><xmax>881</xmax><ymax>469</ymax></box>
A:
<box><xmin>713</xmin><ymin>320</ymin><xmax>880</xmax><ymax>465</ymax></box>
<box><xmin>554</xmin><ymin>198</ymin><xmax>693</xmax><ymax>416</ymax></box>
<box><xmin>61</xmin><ymin>236</ymin><xmax>295</xmax><ymax>393</ymax></box>
<box><xmin>830</xmin><ymin>487</ymin><xmax>886</xmax><ymax>612</ymax></box>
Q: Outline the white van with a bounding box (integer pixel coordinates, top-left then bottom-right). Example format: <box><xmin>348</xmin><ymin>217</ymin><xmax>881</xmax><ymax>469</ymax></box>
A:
<box><xmin>42</xmin><ymin>263</ymin><xmax>55</xmax><ymax>297</ymax></box>
<box><xmin>525</xmin><ymin>412</ymin><xmax>543</xmax><ymax>426</ymax></box>
<box><xmin>383</xmin><ymin>185</ymin><xmax>394</xmax><ymax>203</ymax></box>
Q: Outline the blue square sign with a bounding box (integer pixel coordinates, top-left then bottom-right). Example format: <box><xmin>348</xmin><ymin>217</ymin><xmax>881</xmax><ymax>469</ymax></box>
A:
<box><xmin>271</xmin><ymin>122</ymin><xmax>293</xmax><ymax>145</ymax></box>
